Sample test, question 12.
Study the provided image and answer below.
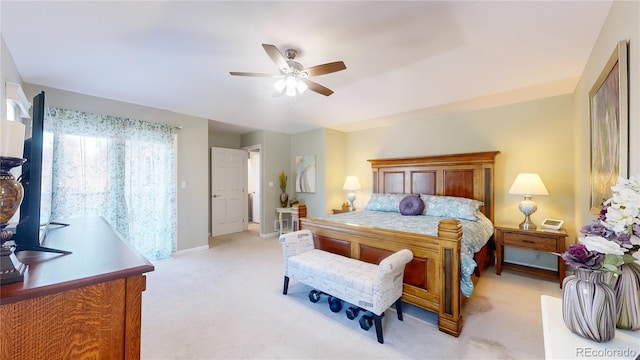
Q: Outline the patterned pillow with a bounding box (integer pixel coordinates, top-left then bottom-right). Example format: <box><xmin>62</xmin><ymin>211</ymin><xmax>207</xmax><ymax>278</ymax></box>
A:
<box><xmin>421</xmin><ymin>194</ymin><xmax>483</xmax><ymax>221</ymax></box>
<box><xmin>364</xmin><ymin>193</ymin><xmax>406</xmax><ymax>212</ymax></box>
<box><xmin>399</xmin><ymin>195</ymin><xmax>425</xmax><ymax>216</ymax></box>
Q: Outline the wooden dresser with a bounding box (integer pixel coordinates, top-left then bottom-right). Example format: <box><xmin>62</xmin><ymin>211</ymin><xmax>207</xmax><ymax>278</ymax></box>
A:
<box><xmin>0</xmin><ymin>216</ymin><xmax>154</xmax><ymax>359</ymax></box>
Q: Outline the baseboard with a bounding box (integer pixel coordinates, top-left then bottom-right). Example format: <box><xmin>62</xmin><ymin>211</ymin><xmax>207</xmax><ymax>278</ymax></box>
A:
<box><xmin>263</xmin><ymin>231</ymin><xmax>279</xmax><ymax>238</ymax></box>
<box><xmin>174</xmin><ymin>245</ymin><xmax>209</xmax><ymax>256</ymax></box>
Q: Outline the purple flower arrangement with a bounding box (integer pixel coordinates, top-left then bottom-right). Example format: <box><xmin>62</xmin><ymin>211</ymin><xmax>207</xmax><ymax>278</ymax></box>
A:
<box><xmin>561</xmin><ymin>243</ymin><xmax>604</xmax><ymax>270</ymax></box>
<box><xmin>560</xmin><ymin>175</ymin><xmax>640</xmax><ymax>273</ymax></box>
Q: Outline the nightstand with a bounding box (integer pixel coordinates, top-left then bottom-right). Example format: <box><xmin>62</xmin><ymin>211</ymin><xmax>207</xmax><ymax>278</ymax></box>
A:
<box><xmin>332</xmin><ymin>202</ymin><xmax>352</xmax><ymax>214</ymax></box>
<box><xmin>331</xmin><ymin>208</ymin><xmax>351</xmax><ymax>214</ymax></box>
<box><xmin>275</xmin><ymin>207</ymin><xmax>292</xmax><ymax>235</ymax></box>
<box><xmin>495</xmin><ymin>225</ymin><xmax>568</xmax><ymax>287</ymax></box>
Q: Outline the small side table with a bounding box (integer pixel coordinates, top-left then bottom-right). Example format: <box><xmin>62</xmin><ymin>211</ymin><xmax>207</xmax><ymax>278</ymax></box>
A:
<box><xmin>495</xmin><ymin>225</ymin><xmax>567</xmax><ymax>287</ymax></box>
<box><xmin>275</xmin><ymin>207</ymin><xmax>292</xmax><ymax>235</ymax></box>
<box><xmin>332</xmin><ymin>202</ymin><xmax>352</xmax><ymax>214</ymax></box>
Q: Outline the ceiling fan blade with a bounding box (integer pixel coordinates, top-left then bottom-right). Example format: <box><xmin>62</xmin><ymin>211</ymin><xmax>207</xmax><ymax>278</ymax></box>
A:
<box><xmin>229</xmin><ymin>72</ymin><xmax>279</xmax><ymax>77</ymax></box>
<box><xmin>300</xmin><ymin>78</ymin><xmax>334</xmax><ymax>96</ymax></box>
<box><xmin>303</xmin><ymin>61</ymin><xmax>346</xmax><ymax>76</ymax></box>
<box><xmin>262</xmin><ymin>44</ymin><xmax>289</xmax><ymax>70</ymax></box>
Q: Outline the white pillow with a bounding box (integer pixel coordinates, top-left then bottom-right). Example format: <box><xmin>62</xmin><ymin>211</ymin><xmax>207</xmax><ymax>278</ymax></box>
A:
<box><xmin>421</xmin><ymin>194</ymin><xmax>483</xmax><ymax>221</ymax></box>
<box><xmin>364</xmin><ymin>193</ymin><xmax>406</xmax><ymax>212</ymax></box>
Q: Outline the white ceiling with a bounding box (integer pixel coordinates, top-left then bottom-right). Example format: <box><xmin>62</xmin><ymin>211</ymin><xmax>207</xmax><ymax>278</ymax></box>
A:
<box><xmin>1</xmin><ymin>1</ymin><xmax>612</xmax><ymax>135</ymax></box>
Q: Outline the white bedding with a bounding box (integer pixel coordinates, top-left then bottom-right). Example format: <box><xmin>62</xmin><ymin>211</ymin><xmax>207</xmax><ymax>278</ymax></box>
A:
<box><xmin>317</xmin><ymin>210</ymin><xmax>494</xmax><ymax>297</ymax></box>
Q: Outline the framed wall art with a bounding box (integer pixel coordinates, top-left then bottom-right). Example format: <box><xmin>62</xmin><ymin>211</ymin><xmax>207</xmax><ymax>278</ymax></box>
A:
<box><xmin>589</xmin><ymin>40</ymin><xmax>629</xmax><ymax>213</ymax></box>
<box><xmin>295</xmin><ymin>155</ymin><xmax>316</xmax><ymax>193</ymax></box>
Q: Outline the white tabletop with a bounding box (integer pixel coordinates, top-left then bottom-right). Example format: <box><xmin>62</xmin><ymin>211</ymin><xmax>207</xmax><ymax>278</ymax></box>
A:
<box><xmin>540</xmin><ymin>295</ymin><xmax>640</xmax><ymax>360</ymax></box>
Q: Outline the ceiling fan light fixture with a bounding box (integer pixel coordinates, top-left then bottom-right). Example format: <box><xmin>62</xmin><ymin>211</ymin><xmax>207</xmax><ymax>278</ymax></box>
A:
<box><xmin>274</xmin><ymin>79</ymin><xmax>286</xmax><ymax>93</ymax></box>
<box><xmin>285</xmin><ymin>75</ymin><xmax>297</xmax><ymax>88</ymax></box>
<box><xmin>285</xmin><ymin>76</ymin><xmax>298</xmax><ymax>97</ymax></box>
<box><xmin>296</xmin><ymin>79</ymin><xmax>308</xmax><ymax>94</ymax></box>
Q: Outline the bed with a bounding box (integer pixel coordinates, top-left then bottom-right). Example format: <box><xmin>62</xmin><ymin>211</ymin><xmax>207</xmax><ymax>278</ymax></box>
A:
<box><xmin>291</xmin><ymin>151</ymin><xmax>499</xmax><ymax>337</ymax></box>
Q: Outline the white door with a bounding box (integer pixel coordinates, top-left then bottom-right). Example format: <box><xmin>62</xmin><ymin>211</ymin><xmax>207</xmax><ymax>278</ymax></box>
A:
<box><xmin>211</xmin><ymin>147</ymin><xmax>247</xmax><ymax>236</ymax></box>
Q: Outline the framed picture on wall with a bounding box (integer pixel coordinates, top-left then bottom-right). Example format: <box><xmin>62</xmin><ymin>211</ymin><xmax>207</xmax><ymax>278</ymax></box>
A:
<box><xmin>589</xmin><ymin>40</ymin><xmax>629</xmax><ymax>213</ymax></box>
<box><xmin>295</xmin><ymin>155</ymin><xmax>316</xmax><ymax>193</ymax></box>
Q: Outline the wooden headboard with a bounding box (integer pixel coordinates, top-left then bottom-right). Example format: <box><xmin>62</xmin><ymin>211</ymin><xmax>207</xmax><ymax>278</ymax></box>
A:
<box><xmin>368</xmin><ymin>151</ymin><xmax>500</xmax><ymax>222</ymax></box>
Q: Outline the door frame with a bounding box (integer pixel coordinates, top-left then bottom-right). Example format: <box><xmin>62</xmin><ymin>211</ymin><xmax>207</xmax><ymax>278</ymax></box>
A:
<box><xmin>242</xmin><ymin>144</ymin><xmax>262</xmax><ymax>236</ymax></box>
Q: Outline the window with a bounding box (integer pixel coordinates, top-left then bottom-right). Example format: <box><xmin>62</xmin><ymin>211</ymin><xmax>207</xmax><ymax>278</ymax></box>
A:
<box><xmin>48</xmin><ymin>108</ymin><xmax>177</xmax><ymax>260</ymax></box>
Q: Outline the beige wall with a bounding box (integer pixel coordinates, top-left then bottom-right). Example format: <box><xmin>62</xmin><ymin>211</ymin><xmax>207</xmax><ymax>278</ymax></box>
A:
<box><xmin>210</xmin><ymin>131</ymin><xmax>241</xmax><ymax>149</ymax></box>
<box><xmin>324</xmin><ymin>129</ymin><xmax>347</xmax><ymax>213</ymax></box>
<box><xmin>252</xmin><ymin>130</ymin><xmax>290</xmax><ymax>235</ymax></box>
<box><xmin>290</xmin><ymin>129</ymin><xmax>326</xmax><ymax>217</ymax></box>
<box><xmin>573</xmin><ymin>0</ymin><xmax>640</xmax><ymax>229</ymax></box>
<box><xmin>342</xmin><ymin>94</ymin><xmax>574</xmax><ymax>269</ymax></box>
<box><xmin>290</xmin><ymin>128</ymin><xmax>347</xmax><ymax>217</ymax></box>
<box><xmin>345</xmin><ymin>95</ymin><xmax>575</xmax><ymax>230</ymax></box>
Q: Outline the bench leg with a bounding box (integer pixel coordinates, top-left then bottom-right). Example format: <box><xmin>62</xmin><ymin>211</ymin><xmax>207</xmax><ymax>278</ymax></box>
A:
<box><xmin>283</xmin><ymin>276</ymin><xmax>289</xmax><ymax>295</ymax></box>
<box><xmin>395</xmin><ymin>298</ymin><xmax>404</xmax><ymax>321</ymax></box>
<box><xmin>373</xmin><ymin>314</ymin><xmax>384</xmax><ymax>344</ymax></box>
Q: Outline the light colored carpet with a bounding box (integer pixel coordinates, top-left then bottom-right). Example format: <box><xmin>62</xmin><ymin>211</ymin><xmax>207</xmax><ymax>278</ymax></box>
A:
<box><xmin>141</xmin><ymin>224</ymin><xmax>562</xmax><ymax>359</ymax></box>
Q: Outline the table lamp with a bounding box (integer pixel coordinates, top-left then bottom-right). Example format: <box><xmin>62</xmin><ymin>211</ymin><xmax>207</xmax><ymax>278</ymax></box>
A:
<box><xmin>342</xmin><ymin>176</ymin><xmax>361</xmax><ymax>212</ymax></box>
<box><xmin>508</xmin><ymin>173</ymin><xmax>548</xmax><ymax>230</ymax></box>
<box><xmin>1</xmin><ymin>119</ymin><xmax>27</xmax><ymax>284</ymax></box>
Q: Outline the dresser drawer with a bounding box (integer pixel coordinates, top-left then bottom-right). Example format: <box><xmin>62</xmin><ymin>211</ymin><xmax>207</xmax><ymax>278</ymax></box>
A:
<box><xmin>502</xmin><ymin>232</ymin><xmax>558</xmax><ymax>252</ymax></box>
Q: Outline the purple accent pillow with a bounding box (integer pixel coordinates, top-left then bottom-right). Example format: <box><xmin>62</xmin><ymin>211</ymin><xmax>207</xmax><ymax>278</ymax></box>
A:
<box><xmin>399</xmin><ymin>195</ymin><xmax>425</xmax><ymax>216</ymax></box>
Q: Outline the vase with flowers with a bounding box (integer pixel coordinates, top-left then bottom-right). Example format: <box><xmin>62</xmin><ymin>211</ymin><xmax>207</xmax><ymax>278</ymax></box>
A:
<box><xmin>560</xmin><ymin>175</ymin><xmax>640</xmax><ymax>341</ymax></box>
<box><xmin>577</xmin><ymin>174</ymin><xmax>640</xmax><ymax>330</ymax></box>
<box><xmin>279</xmin><ymin>171</ymin><xmax>288</xmax><ymax>207</ymax></box>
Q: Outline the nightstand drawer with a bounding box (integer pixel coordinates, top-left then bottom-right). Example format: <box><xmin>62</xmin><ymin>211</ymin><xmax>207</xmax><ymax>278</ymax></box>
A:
<box><xmin>502</xmin><ymin>232</ymin><xmax>557</xmax><ymax>252</ymax></box>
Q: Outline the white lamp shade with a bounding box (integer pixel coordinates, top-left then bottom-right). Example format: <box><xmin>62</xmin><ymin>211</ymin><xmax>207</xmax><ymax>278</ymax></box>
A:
<box><xmin>342</xmin><ymin>176</ymin><xmax>361</xmax><ymax>191</ymax></box>
<box><xmin>275</xmin><ymin>76</ymin><xmax>307</xmax><ymax>97</ymax></box>
<box><xmin>508</xmin><ymin>173</ymin><xmax>549</xmax><ymax>196</ymax></box>
<box><xmin>0</xmin><ymin>119</ymin><xmax>26</xmax><ymax>158</ymax></box>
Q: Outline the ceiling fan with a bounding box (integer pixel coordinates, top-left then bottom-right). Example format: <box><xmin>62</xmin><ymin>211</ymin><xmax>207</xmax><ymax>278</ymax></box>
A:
<box><xmin>230</xmin><ymin>44</ymin><xmax>346</xmax><ymax>97</ymax></box>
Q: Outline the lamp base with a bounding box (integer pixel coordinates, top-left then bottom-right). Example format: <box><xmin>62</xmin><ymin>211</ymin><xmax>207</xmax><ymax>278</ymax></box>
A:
<box><xmin>518</xmin><ymin>196</ymin><xmax>538</xmax><ymax>230</ymax></box>
<box><xmin>1</xmin><ymin>235</ymin><xmax>25</xmax><ymax>285</ymax></box>
<box><xmin>519</xmin><ymin>218</ymin><xmax>537</xmax><ymax>230</ymax></box>
<box><xmin>347</xmin><ymin>192</ymin><xmax>356</xmax><ymax>212</ymax></box>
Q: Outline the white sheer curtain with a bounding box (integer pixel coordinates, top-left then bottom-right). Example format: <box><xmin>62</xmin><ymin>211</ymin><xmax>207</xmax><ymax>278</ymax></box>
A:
<box><xmin>46</xmin><ymin>108</ymin><xmax>177</xmax><ymax>260</ymax></box>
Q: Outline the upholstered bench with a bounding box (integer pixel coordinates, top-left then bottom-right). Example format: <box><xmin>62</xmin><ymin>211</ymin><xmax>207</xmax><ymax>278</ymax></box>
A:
<box><xmin>279</xmin><ymin>230</ymin><xmax>413</xmax><ymax>343</ymax></box>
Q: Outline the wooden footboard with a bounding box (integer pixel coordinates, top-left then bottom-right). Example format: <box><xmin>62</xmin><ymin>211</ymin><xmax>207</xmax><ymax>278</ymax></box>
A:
<box><xmin>293</xmin><ymin>205</ymin><xmax>465</xmax><ymax>337</ymax></box>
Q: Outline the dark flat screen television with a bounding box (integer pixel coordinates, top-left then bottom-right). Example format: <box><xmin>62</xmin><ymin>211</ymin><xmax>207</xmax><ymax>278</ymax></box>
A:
<box><xmin>14</xmin><ymin>91</ymin><xmax>70</xmax><ymax>254</ymax></box>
